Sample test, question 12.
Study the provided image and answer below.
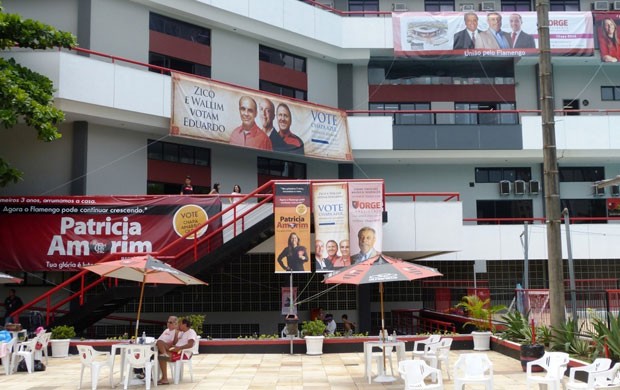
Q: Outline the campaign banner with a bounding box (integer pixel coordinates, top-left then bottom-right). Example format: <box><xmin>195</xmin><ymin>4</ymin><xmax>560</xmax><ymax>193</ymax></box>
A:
<box><xmin>281</xmin><ymin>287</ymin><xmax>298</xmax><ymax>315</ymax></box>
<box><xmin>0</xmin><ymin>195</ymin><xmax>221</xmax><ymax>271</ymax></box>
<box><xmin>593</xmin><ymin>12</ymin><xmax>620</xmax><ymax>63</ymax></box>
<box><xmin>274</xmin><ymin>183</ymin><xmax>311</xmax><ymax>273</ymax></box>
<box><xmin>393</xmin><ymin>11</ymin><xmax>594</xmax><ymax>57</ymax></box>
<box><xmin>348</xmin><ymin>181</ymin><xmax>383</xmax><ymax>264</ymax></box>
<box><xmin>171</xmin><ymin>73</ymin><xmax>353</xmax><ymax>161</ymax></box>
<box><xmin>608</xmin><ymin>198</ymin><xmax>620</xmax><ymax>217</ymax></box>
<box><xmin>312</xmin><ymin>183</ymin><xmax>349</xmax><ymax>272</ymax></box>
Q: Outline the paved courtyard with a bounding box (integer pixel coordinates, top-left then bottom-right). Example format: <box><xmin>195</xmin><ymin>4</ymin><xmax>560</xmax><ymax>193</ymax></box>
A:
<box><xmin>0</xmin><ymin>349</ymin><xmax>554</xmax><ymax>389</ymax></box>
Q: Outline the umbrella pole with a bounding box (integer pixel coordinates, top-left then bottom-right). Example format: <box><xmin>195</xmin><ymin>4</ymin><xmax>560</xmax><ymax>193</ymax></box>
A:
<box><xmin>135</xmin><ymin>279</ymin><xmax>147</xmax><ymax>340</ymax></box>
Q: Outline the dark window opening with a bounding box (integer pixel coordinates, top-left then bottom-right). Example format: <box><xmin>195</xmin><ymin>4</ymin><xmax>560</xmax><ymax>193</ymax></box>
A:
<box><xmin>476</xmin><ymin>200</ymin><xmax>533</xmax><ymax>225</ymax></box>
<box><xmin>257</xmin><ymin>157</ymin><xmax>306</xmax><ymax>179</ymax></box>
<box><xmin>549</xmin><ymin>0</ymin><xmax>580</xmax><ymax>11</ymax></box>
<box><xmin>149</xmin><ymin>13</ymin><xmax>211</xmax><ymax>45</ymax></box>
<box><xmin>369</xmin><ymin>103</ymin><xmax>432</xmax><ymax>124</ymax></box>
<box><xmin>501</xmin><ymin>0</ymin><xmax>533</xmax><ymax>11</ymax></box>
<box><xmin>424</xmin><ymin>0</ymin><xmax>455</xmax><ymax>12</ymax></box>
<box><xmin>259</xmin><ymin>45</ymin><xmax>306</xmax><ymax>72</ymax></box>
<box><xmin>259</xmin><ymin>80</ymin><xmax>307</xmax><ymax>101</ymax></box>
<box><xmin>601</xmin><ymin>86</ymin><xmax>620</xmax><ymax>101</ymax></box>
<box><xmin>475</xmin><ymin>167</ymin><xmax>532</xmax><ymax>183</ymax></box>
<box><xmin>561</xmin><ymin>199</ymin><xmax>607</xmax><ymax>224</ymax></box>
<box><xmin>149</xmin><ymin>52</ymin><xmax>211</xmax><ymax>77</ymax></box>
<box><xmin>559</xmin><ymin>167</ymin><xmax>605</xmax><ymax>182</ymax></box>
<box><xmin>455</xmin><ymin>102</ymin><xmax>518</xmax><ymax>125</ymax></box>
<box><xmin>148</xmin><ymin>140</ymin><xmax>211</xmax><ymax>167</ymax></box>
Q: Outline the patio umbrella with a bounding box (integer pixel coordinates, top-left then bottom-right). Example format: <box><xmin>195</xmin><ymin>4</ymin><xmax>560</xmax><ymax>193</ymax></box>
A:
<box><xmin>324</xmin><ymin>254</ymin><xmax>442</xmax><ymax>381</ymax></box>
<box><xmin>0</xmin><ymin>272</ymin><xmax>23</xmax><ymax>284</ymax></box>
<box><xmin>82</xmin><ymin>255</ymin><xmax>207</xmax><ymax>339</ymax></box>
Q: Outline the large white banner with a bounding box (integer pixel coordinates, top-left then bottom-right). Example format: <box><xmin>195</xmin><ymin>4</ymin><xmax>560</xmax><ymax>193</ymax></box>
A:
<box><xmin>393</xmin><ymin>11</ymin><xmax>594</xmax><ymax>57</ymax></box>
<box><xmin>171</xmin><ymin>73</ymin><xmax>353</xmax><ymax>161</ymax></box>
<box><xmin>348</xmin><ymin>181</ymin><xmax>384</xmax><ymax>265</ymax></box>
<box><xmin>312</xmin><ymin>183</ymin><xmax>349</xmax><ymax>272</ymax></box>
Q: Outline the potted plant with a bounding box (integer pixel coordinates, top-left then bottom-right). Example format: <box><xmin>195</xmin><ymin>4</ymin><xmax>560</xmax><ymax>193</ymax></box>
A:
<box><xmin>457</xmin><ymin>295</ymin><xmax>506</xmax><ymax>351</ymax></box>
<box><xmin>301</xmin><ymin>319</ymin><xmax>327</xmax><ymax>355</ymax></box>
<box><xmin>50</xmin><ymin>325</ymin><xmax>76</xmax><ymax>358</ymax></box>
<box><xmin>500</xmin><ymin>310</ymin><xmax>545</xmax><ymax>371</ymax></box>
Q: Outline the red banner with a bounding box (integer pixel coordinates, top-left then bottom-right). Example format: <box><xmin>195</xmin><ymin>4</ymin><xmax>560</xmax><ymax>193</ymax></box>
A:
<box><xmin>0</xmin><ymin>195</ymin><xmax>222</xmax><ymax>271</ymax></box>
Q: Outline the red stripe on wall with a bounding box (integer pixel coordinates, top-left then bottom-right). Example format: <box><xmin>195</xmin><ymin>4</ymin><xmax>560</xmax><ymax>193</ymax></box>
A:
<box><xmin>368</xmin><ymin>84</ymin><xmax>516</xmax><ymax>103</ymax></box>
<box><xmin>259</xmin><ymin>61</ymin><xmax>308</xmax><ymax>91</ymax></box>
<box><xmin>149</xmin><ymin>31</ymin><xmax>211</xmax><ymax>66</ymax></box>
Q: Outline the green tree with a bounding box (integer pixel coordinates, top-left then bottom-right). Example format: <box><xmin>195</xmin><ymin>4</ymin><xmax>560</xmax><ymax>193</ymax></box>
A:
<box><xmin>0</xmin><ymin>5</ymin><xmax>76</xmax><ymax>186</ymax></box>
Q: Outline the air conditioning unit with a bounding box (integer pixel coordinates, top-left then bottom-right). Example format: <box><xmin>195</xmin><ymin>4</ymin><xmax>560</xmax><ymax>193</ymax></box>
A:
<box><xmin>612</xmin><ymin>185</ymin><xmax>620</xmax><ymax>196</ymax></box>
<box><xmin>514</xmin><ymin>180</ymin><xmax>526</xmax><ymax>195</ymax></box>
<box><xmin>499</xmin><ymin>180</ymin><xmax>511</xmax><ymax>196</ymax></box>
<box><xmin>392</xmin><ymin>3</ymin><xmax>408</xmax><ymax>12</ymax></box>
<box><xmin>460</xmin><ymin>3</ymin><xmax>475</xmax><ymax>11</ymax></box>
<box><xmin>613</xmin><ymin>1</ymin><xmax>620</xmax><ymax>10</ymax></box>
<box><xmin>479</xmin><ymin>1</ymin><xmax>495</xmax><ymax>11</ymax></box>
<box><xmin>594</xmin><ymin>182</ymin><xmax>606</xmax><ymax>196</ymax></box>
<box><xmin>529</xmin><ymin>180</ymin><xmax>540</xmax><ymax>195</ymax></box>
<box><xmin>592</xmin><ymin>0</ymin><xmax>610</xmax><ymax>10</ymax></box>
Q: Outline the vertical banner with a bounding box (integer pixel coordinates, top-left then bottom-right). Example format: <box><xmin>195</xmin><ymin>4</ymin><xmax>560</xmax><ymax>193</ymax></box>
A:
<box><xmin>274</xmin><ymin>183</ymin><xmax>311</xmax><ymax>273</ymax></box>
<box><xmin>281</xmin><ymin>287</ymin><xmax>298</xmax><ymax>315</ymax></box>
<box><xmin>348</xmin><ymin>181</ymin><xmax>384</xmax><ymax>264</ymax></box>
<box><xmin>312</xmin><ymin>183</ymin><xmax>349</xmax><ymax>272</ymax></box>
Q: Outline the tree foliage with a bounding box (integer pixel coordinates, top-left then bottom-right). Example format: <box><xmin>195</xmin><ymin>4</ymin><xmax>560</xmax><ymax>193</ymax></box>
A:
<box><xmin>0</xmin><ymin>5</ymin><xmax>77</xmax><ymax>187</ymax></box>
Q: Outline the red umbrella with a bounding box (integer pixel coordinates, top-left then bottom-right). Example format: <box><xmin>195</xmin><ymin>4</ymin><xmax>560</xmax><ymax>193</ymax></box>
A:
<box><xmin>324</xmin><ymin>254</ymin><xmax>442</xmax><ymax>380</ymax></box>
<box><xmin>83</xmin><ymin>255</ymin><xmax>207</xmax><ymax>339</ymax></box>
<box><xmin>0</xmin><ymin>272</ymin><xmax>23</xmax><ymax>284</ymax></box>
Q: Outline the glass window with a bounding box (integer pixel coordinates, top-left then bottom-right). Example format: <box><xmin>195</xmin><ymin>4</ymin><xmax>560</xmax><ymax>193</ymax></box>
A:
<box><xmin>501</xmin><ymin>0</ymin><xmax>532</xmax><ymax>11</ymax></box>
<box><xmin>148</xmin><ymin>52</ymin><xmax>211</xmax><ymax>77</ymax></box>
<box><xmin>259</xmin><ymin>45</ymin><xmax>306</xmax><ymax>72</ymax></box>
<box><xmin>163</xmin><ymin>143</ymin><xmax>179</xmax><ymax>162</ymax></box>
<box><xmin>601</xmin><ymin>86</ymin><xmax>620</xmax><ymax>101</ymax></box>
<box><xmin>148</xmin><ymin>140</ymin><xmax>210</xmax><ymax>167</ymax></box>
<box><xmin>559</xmin><ymin>167</ymin><xmax>605</xmax><ymax>182</ymax></box>
<box><xmin>149</xmin><ymin>13</ymin><xmax>211</xmax><ymax>45</ymax></box>
<box><xmin>456</xmin><ymin>102</ymin><xmax>517</xmax><ymax>125</ymax></box>
<box><xmin>349</xmin><ymin>0</ymin><xmax>379</xmax><ymax>12</ymax></box>
<box><xmin>475</xmin><ymin>167</ymin><xmax>532</xmax><ymax>183</ymax></box>
<box><xmin>147</xmin><ymin>142</ymin><xmax>163</xmax><ymax>160</ymax></box>
<box><xmin>549</xmin><ymin>0</ymin><xmax>580</xmax><ymax>11</ymax></box>
<box><xmin>368</xmin><ymin>103</ymin><xmax>433</xmax><ymax>124</ymax></box>
<box><xmin>476</xmin><ymin>200</ymin><xmax>533</xmax><ymax>225</ymax></box>
<box><xmin>424</xmin><ymin>0</ymin><xmax>455</xmax><ymax>11</ymax></box>
<box><xmin>257</xmin><ymin>157</ymin><xmax>306</xmax><ymax>179</ymax></box>
<box><xmin>259</xmin><ymin>80</ymin><xmax>307</xmax><ymax>101</ymax></box>
<box><xmin>560</xmin><ymin>199</ymin><xmax>607</xmax><ymax>224</ymax></box>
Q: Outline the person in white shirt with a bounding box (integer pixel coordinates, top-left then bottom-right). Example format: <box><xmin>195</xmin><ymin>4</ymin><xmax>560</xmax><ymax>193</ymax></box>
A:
<box><xmin>158</xmin><ymin>318</ymin><xmax>197</xmax><ymax>385</ymax></box>
<box><xmin>156</xmin><ymin>316</ymin><xmax>178</xmax><ymax>357</ymax></box>
<box><xmin>324</xmin><ymin>314</ymin><xmax>337</xmax><ymax>335</ymax></box>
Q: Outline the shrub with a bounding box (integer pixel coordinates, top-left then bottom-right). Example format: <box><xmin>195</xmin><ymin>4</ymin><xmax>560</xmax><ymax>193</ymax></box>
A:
<box><xmin>301</xmin><ymin>319</ymin><xmax>326</xmax><ymax>336</ymax></box>
<box><xmin>51</xmin><ymin>325</ymin><xmax>76</xmax><ymax>339</ymax></box>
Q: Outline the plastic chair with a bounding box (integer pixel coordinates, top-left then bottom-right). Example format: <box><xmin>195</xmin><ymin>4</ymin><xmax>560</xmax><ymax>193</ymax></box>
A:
<box><xmin>412</xmin><ymin>335</ymin><xmax>441</xmax><ymax>359</ymax></box>
<box><xmin>168</xmin><ymin>348</ymin><xmax>194</xmax><ymax>384</ymax></box>
<box><xmin>567</xmin><ymin>358</ymin><xmax>613</xmax><ymax>389</ymax></box>
<box><xmin>123</xmin><ymin>346</ymin><xmax>155</xmax><ymax>390</ymax></box>
<box><xmin>77</xmin><ymin>345</ymin><xmax>114</xmax><ymax>390</ymax></box>
<box><xmin>423</xmin><ymin>337</ymin><xmax>453</xmax><ymax>380</ymax></box>
<box><xmin>567</xmin><ymin>362</ymin><xmax>620</xmax><ymax>389</ymax></box>
<box><xmin>398</xmin><ymin>359</ymin><xmax>444</xmax><ymax>390</ymax></box>
<box><xmin>34</xmin><ymin>332</ymin><xmax>51</xmax><ymax>365</ymax></box>
<box><xmin>11</xmin><ymin>339</ymin><xmax>37</xmax><ymax>374</ymax></box>
<box><xmin>1</xmin><ymin>338</ymin><xmax>18</xmax><ymax>375</ymax></box>
<box><xmin>453</xmin><ymin>353</ymin><xmax>493</xmax><ymax>390</ymax></box>
<box><xmin>526</xmin><ymin>351</ymin><xmax>570</xmax><ymax>390</ymax></box>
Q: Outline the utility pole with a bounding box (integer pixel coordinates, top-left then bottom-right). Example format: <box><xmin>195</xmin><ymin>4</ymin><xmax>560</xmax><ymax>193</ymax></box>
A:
<box><xmin>537</xmin><ymin>0</ymin><xmax>566</xmax><ymax>331</ymax></box>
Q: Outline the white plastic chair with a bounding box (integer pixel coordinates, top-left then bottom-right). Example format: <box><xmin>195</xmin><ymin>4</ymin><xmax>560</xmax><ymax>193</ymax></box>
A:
<box><xmin>1</xmin><ymin>338</ymin><xmax>18</xmax><ymax>375</ymax></box>
<box><xmin>77</xmin><ymin>345</ymin><xmax>114</xmax><ymax>390</ymax></box>
<box><xmin>11</xmin><ymin>339</ymin><xmax>37</xmax><ymax>374</ymax></box>
<box><xmin>413</xmin><ymin>335</ymin><xmax>441</xmax><ymax>359</ymax></box>
<box><xmin>567</xmin><ymin>362</ymin><xmax>620</xmax><ymax>389</ymax></box>
<box><xmin>567</xmin><ymin>358</ymin><xmax>613</xmax><ymax>389</ymax></box>
<box><xmin>423</xmin><ymin>337</ymin><xmax>453</xmax><ymax>380</ymax></box>
<box><xmin>168</xmin><ymin>348</ymin><xmax>194</xmax><ymax>384</ymax></box>
<box><xmin>123</xmin><ymin>346</ymin><xmax>155</xmax><ymax>390</ymax></box>
<box><xmin>398</xmin><ymin>359</ymin><xmax>444</xmax><ymax>390</ymax></box>
<box><xmin>453</xmin><ymin>353</ymin><xmax>493</xmax><ymax>390</ymax></box>
<box><xmin>526</xmin><ymin>351</ymin><xmax>570</xmax><ymax>390</ymax></box>
<box><xmin>34</xmin><ymin>332</ymin><xmax>51</xmax><ymax>365</ymax></box>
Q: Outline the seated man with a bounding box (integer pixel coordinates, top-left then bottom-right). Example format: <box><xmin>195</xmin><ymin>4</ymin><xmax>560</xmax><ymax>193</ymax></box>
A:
<box><xmin>156</xmin><ymin>316</ymin><xmax>179</xmax><ymax>357</ymax></box>
<box><xmin>324</xmin><ymin>313</ymin><xmax>336</xmax><ymax>336</ymax></box>
<box><xmin>158</xmin><ymin>318</ymin><xmax>197</xmax><ymax>385</ymax></box>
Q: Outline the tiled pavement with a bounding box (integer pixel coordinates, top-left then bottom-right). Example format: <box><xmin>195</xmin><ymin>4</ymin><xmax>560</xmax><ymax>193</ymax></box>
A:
<box><xmin>0</xmin><ymin>349</ymin><xmax>557</xmax><ymax>389</ymax></box>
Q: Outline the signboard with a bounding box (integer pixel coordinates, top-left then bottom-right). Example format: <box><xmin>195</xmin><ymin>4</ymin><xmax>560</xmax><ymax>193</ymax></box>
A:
<box><xmin>393</xmin><ymin>11</ymin><xmax>594</xmax><ymax>57</ymax></box>
<box><xmin>593</xmin><ymin>12</ymin><xmax>620</xmax><ymax>62</ymax></box>
<box><xmin>312</xmin><ymin>183</ymin><xmax>350</xmax><ymax>271</ymax></box>
<box><xmin>348</xmin><ymin>181</ymin><xmax>384</xmax><ymax>264</ymax></box>
<box><xmin>274</xmin><ymin>183</ymin><xmax>312</xmax><ymax>273</ymax></box>
<box><xmin>0</xmin><ymin>195</ymin><xmax>222</xmax><ymax>271</ymax></box>
<box><xmin>171</xmin><ymin>73</ymin><xmax>353</xmax><ymax>161</ymax></box>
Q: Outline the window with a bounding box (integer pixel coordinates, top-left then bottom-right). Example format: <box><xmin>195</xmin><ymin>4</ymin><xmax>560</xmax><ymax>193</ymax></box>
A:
<box><xmin>257</xmin><ymin>157</ymin><xmax>306</xmax><ymax>179</ymax></box>
<box><xmin>259</xmin><ymin>80</ymin><xmax>307</xmax><ymax>101</ymax></box>
<box><xmin>549</xmin><ymin>0</ymin><xmax>579</xmax><ymax>11</ymax></box>
<box><xmin>559</xmin><ymin>167</ymin><xmax>604</xmax><ymax>182</ymax></box>
<box><xmin>424</xmin><ymin>0</ymin><xmax>455</xmax><ymax>11</ymax></box>
<box><xmin>601</xmin><ymin>86</ymin><xmax>620</xmax><ymax>101</ymax></box>
<box><xmin>147</xmin><ymin>181</ymin><xmax>210</xmax><ymax>195</ymax></box>
<box><xmin>149</xmin><ymin>13</ymin><xmax>210</xmax><ymax>45</ymax></box>
<box><xmin>475</xmin><ymin>167</ymin><xmax>532</xmax><ymax>183</ymax></box>
<box><xmin>148</xmin><ymin>140</ymin><xmax>210</xmax><ymax>167</ymax></box>
<box><xmin>501</xmin><ymin>0</ymin><xmax>532</xmax><ymax>11</ymax></box>
<box><xmin>259</xmin><ymin>45</ymin><xmax>306</xmax><ymax>72</ymax></box>
<box><xmin>455</xmin><ymin>103</ymin><xmax>517</xmax><ymax>125</ymax></box>
<box><xmin>149</xmin><ymin>53</ymin><xmax>211</xmax><ymax>77</ymax></box>
<box><xmin>369</xmin><ymin>103</ymin><xmax>432</xmax><ymax>124</ymax></box>
<box><xmin>560</xmin><ymin>199</ymin><xmax>607</xmax><ymax>224</ymax></box>
<box><xmin>476</xmin><ymin>200</ymin><xmax>533</xmax><ymax>225</ymax></box>
<box><xmin>348</xmin><ymin>0</ymin><xmax>379</xmax><ymax>12</ymax></box>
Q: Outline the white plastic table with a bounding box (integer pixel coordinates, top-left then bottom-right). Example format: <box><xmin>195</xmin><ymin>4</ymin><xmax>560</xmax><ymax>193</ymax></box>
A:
<box><xmin>364</xmin><ymin>340</ymin><xmax>406</xmax><ymax>383</ymax></box>
<box><xmin>111</xmin><ymin>342</ymin><xmax>158</xmax><ymax>387</ymax></box>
